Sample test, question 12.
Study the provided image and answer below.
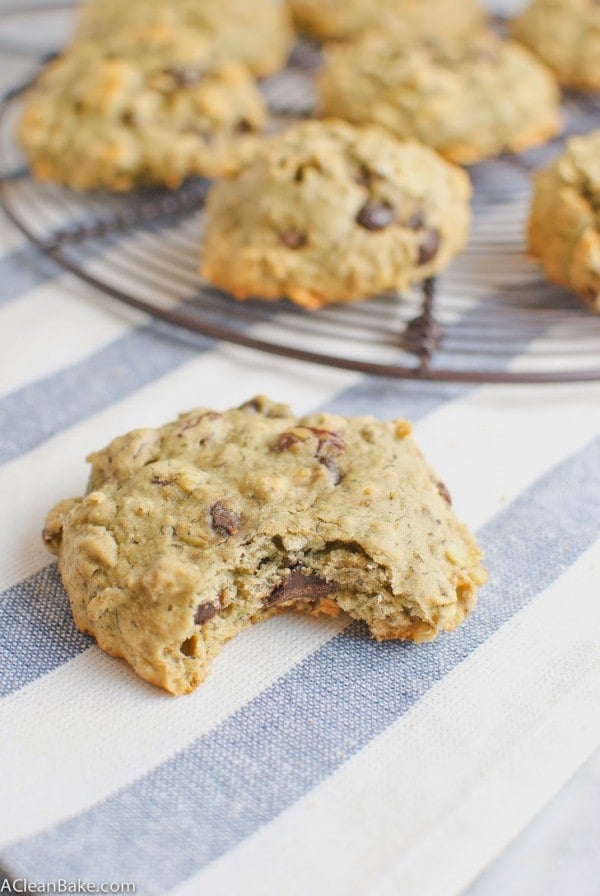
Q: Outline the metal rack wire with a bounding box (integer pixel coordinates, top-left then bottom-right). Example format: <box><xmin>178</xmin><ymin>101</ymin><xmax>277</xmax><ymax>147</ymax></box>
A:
<box><xmin>1</xmin><ymin>2</ymin><xmax>599</xmax><ymax>383</ymax></box>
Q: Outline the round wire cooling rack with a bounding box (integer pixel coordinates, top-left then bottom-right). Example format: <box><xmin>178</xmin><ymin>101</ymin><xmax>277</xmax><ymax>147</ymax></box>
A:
<box><xmin>0</xmin><ymin>4</ymin><xmax>600</xmax><ymax>383</ymax></box>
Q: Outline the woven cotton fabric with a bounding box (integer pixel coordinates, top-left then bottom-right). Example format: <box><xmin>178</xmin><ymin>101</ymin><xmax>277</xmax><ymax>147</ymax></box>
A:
<box><xmin>1</xmin><ymin>3</ymin><xmax>599</xmax><ymax>894</ymax></box>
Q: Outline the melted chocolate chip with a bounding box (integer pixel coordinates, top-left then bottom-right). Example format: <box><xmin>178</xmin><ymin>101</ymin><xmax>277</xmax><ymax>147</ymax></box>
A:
<box><xmin>275</xmin><ymin>427</ymin><xmax>344</xmax><ymax>480</ymax></box>
<box><xmin>418</xmin><ymin>229</ymin><xmax>441</xmax><ymax>265</ymax></box>
<box><xmin>264</xmin><ymin>569</ymin><xmax>335</xmax><ymax>607</ymax></box>
<box><xmin>307</xmin><ymin>427</ymin><xmax>345</xmax><ymax>451</ymax></box>
<box><xmin>275</xmin><ymin>431</ymin><xmax>303</xmax><ymax>451</ymax></box>
<box><xmin>406</xmin><ymin>208</ymin><xmax>426</xmax><ymax>230</ymax></box>
<box><xmin>194</xmin><ymin>602</ymin><xmax>219</xmax><ymax>624</ymax></box>
<box><xmin>164</xmin><ymin>66</ymin><xmax>203</xmax><ymax>87</ymax></box>
<box><xmin>280</xmin><ymin>230</ymin><xmax>307</xmax><ymax>249</ymax></box>
<box><xmin>356</xmin><ymin>200</ymin><xmax>396</xmax><ymax>231</ymax></box>
<box><xmin>437</xmin><ymin>481</ymin><xmax>452</xmax><ymax>505</ymax></box>
<box><xmin>315</xmin><ymin>433</ymin><xmax>343</xmax><ymax>483</ymax></box>
<box><xmin>275</xmin><ymin>427</ymin><xmax>345</xmax><ymax>454</ymax></box>
<box><xmin>210</xmin><ymin>501</ymin><xmax>240</xmax><ymax>536</ymax></box>
<box><xmin>235</xmin><ymin>118</ymin><xmax>252</xmax><ymax>134</ymax></box>
<box><xmin>318</xmin><ymin>453</ymin><xmax>341</xmax><ymax>484</ymax></box>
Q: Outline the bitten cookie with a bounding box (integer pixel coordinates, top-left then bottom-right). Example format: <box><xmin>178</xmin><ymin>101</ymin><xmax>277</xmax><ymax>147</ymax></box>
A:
<box><xmin>44</xmin><ymin>396</ymin><xmax>487</xmax><ymax>695</ymax></box>
<box><xmin>528</xmin><ymin>131</ymin><xmax>600</xmax><ymax>312</ymax></box>
<box><xmin>201</xmin><ymin>120</ymin><xmax>472</xmax><ymax>308</ymax></box>
<box><xmin>17</xmin><ymin>24</ymin><xmax>266</xmax><ymax>191</ymax></box>
<box><xmin>287</xmin><ymin>0</ymin><xmax>485</xmax><ymax>44</ymax></box>
<box><xmin>511</xmin><ymin>0</ymin><xmax>600</xmax><ymax>91</ymax></box>
<box><xmin>74</xmin><ymin>0</ymin><xmax>294</xmax><ymax>78</ymax></box>
<box><xmin>318</xmin><ymin>31</ymin><xmax>562</xmax><ymax>165</ymax></box>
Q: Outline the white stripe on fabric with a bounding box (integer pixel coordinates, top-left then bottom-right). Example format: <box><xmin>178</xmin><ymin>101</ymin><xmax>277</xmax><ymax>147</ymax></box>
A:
<box><xmin>184</xmin><ymin>541</ymin><xmax>600</xmax><ymax>896</ymax></box>
<box><xmin>0</xmin><ymin>347</ymin><xmax>359</xmax><ymax>592</ymax></box>
<box><xmin>413</xmin><ymin>382</ymin><xmax>600</xmax><ymax>529</ymax></box>
<box><xmin>0</xmin><ymin>281</ymin><xmax>132</xmax><ymax>397</ymax></box>
<box><xmin>0</xmin><ymin>377</ymin><xmax>596</xmax><ymax>843</ymax></box>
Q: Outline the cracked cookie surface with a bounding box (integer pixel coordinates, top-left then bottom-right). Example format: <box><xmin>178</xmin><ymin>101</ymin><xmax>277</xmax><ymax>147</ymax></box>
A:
<box><xmin>528</xmin><ymin>130</ymin><xmax>600</xmax><ymax>311</ymax></box>
<box><xmin>44</xmin><ymin>396</ymin><xmax>487</xmax><ymax>695</ymax></box>
<box><xmin>318</xmin><ymin>30</ymin><xmax>561</xmax><ymax>165</ymax></box>
<box><xmin>74</xmin><ymin>0</ymin><xmax>294</xmax><ymax>78</ymax></box>
<box><xmin>287</xmin><ymin>0</ymin><xmax>485</xmax><ymax>43</ymax></box>
<box><xmin>18</xmin><ymin>23</ymin><xmax>266</xmax><ymax>191</ymax></box>
<box><xmin>201</xmin><ymin>120</ymin><xmax>472</xmax><ymax>308</ymax></box>
<box><xmin>511</xmin><ymin>0</ymin><xmax>600</xmax><ymax>91</ymax></box>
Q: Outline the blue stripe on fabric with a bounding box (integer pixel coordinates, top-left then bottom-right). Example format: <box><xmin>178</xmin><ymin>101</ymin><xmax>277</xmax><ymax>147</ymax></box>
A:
<box><xmin>0</xmin><ymin>565</ymin><xmax>90</xmax><ymax>698</ymax></box>
<box><xmin>0</xmin><ymin>246</ymin><xmax>58</xmax><ymax>308</ymax></box>
<box><xmin>324</xmin><ymin>377</ymin><xmax>467</xmax><ymax>420</ymax></box>
<box><xmin>0</xmin><ymin>324</ymin><xmax>209</xmax><ymax>464</ymax></box>
<box><xmin>3</xmin><ymin>436</ymin><xmax>598</xmax><ymax>892</ymax></box>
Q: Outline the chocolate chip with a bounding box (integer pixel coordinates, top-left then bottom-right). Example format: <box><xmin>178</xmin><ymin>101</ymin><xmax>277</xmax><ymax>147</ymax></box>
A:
<box><xmin>354</xmin><ymin>165</ymin><xmax>373</xmax><ymax>188</ymax></box>
<box><xmin>164</xmin><ymin>66</ymin><xmax>203</xmax><ymax>87</ymax></box>
<box><xmin>264</xmin><ymin>569</ymin><xmax>335</xmax><ymax>607</ymax></box>
<box><xmin>418</xmin><ymin>229</ymin><xmax>441</xmax><ymax>265</ymax></box>
<box><xmin>318</xmin><ymin>453</ymin><xmax>341</xmax><ymax>484</ymax></box>
<box><xmin>315</xmin><ymin>433</ymin><xmax>344</xmax><ymax>483</ymax></box>
<box><xmin>235</xmin><ymin>118</ymin><xmax>252</xmax><ymax>134</ymax></box>
<box><xmin>406</xmin><ymin>208</ymin><xmax>426</xmax><ymax>230</ymax></box>
<box><xmin>280</xmin><ymin>230</ymin><xmax>307</xmax><ymax>249</ymax></box>
<box><xmin>210</xmin><ymin>501</ymin><xmax>240</xmax><ymax>536</ymax></box>
<box><xmin>356</xmin><ymin>200</ymin><xmax>396</xmax><ymax>231</ymax></box>
<box><xmin>275</xmin><ymin>431</ymin><xmax>302</xmax><ymax>451</ymax></box>
<box><xmin>307</xmin><ymin>427</ymin><xmax>345</xmax><ymax>451</ymax></box>
<box><xmin>437</xmin><ymin>481</ymin><xmax>452</xmax><ymax>505</ymax></box>
<box><xmin>121</xmin><ymin>111</ymin><xmax>135</xmax><ymax>126</ymax></box>
<box><xmin>275</xmin><ymin>427</ymin><xmax>344</xmax><ymax>454</ymax></box>
<box><xmin>194</xmin><ymin>602</ymin><xmax>219</xmax><ymax>624</ymax></box>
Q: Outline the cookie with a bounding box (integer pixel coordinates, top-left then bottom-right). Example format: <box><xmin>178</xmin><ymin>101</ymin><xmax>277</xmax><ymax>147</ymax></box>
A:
<box><xmin>287</xmin><ymin>0</ymin><xmax>485</xmax><ymax>44</ymax></box>
<box><xmin>511</xmin><ymin>0</ymin><xmax>600</xmax><ymax>91</ymax></box>
<box><xmin>200</xmin><ymin>120</ymin><xmax>471</xmax><ymax>308</ymax></box>
<box><xmin>17</xmin><ymin>24</ymin><xmax>266</xmax><ymax>191</ymax></box>
<box><xmin>528</xmin><ymin>131</ymin><xmax>600</xmax><ymax>312</ymax></box>
<box><xmin>318</xmin><ymin>30</ymin><xmax>562</xmax><ymax>165</ymax></box>
<box><xmin>74</xmin><ymin>0</ymin><xmax>294</xmax><ymax>79</ymax></box>
<box><xmin>44</xmin><ymin>396</ymin><xmax>487</xmax><ymax>695</ymax></box>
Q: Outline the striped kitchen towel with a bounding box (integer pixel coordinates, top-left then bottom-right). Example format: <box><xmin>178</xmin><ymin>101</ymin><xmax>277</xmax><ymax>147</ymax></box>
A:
<box><xmin>1</xmin><ymin>184</ymin><xmax>599</xmax><ymax>895</ymax></box>
<box><xmin>1</xmin><ymin>4</ymin><xmax>600</xmax><ymax>895</ymax></box>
